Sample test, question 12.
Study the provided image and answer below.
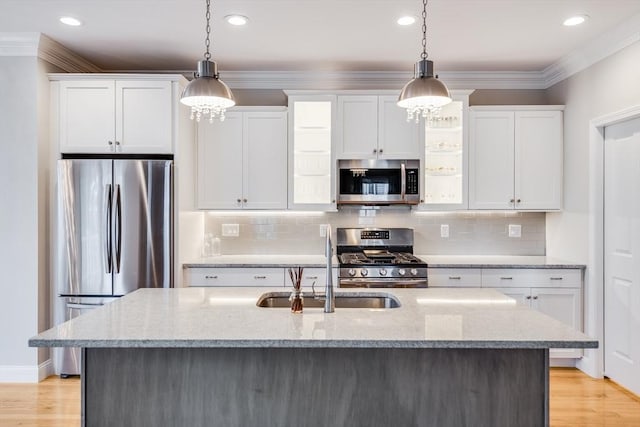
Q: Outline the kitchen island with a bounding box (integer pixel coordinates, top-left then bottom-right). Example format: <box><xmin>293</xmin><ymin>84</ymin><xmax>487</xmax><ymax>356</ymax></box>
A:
<box><xmin>30</xmin><ymin>287</ymin><xmax>597</xmax><ymax>427</ymax></box>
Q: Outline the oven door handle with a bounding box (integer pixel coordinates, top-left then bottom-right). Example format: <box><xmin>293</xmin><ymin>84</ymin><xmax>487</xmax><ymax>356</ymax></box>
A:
<box><xmin>400</xmin><ymin>162</ymin><xmax>406</xmax><ymax>201</ymax></box>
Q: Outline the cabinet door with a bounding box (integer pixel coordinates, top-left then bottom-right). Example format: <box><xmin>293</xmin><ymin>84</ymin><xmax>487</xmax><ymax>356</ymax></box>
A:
<box><xmin>531</xmin><ymin>287</ymin><xmax>582</xmax><ymax>358</ymax></box>
<box><xmin>288</xmin><ymin>96</ymin><xmax>337</xmax><ymax>210</ymax></box>
<box><xmin>115</xmin><ymin>80</ymin><xmax>173</xmax><ymax>153</ymax></box>
<box><xmin>59</xmin><ymin>80</ymin><xmax>116</xmax><ymax>153</ymax></box>
<box><xmin>514</xmin><ymin>111</ymin><xmax>563</xmax><ymax>210</ymax></box>
<box><xmin>336</xmin><ymin>96</ymin><xmax>378</xmax><ymax>159</ymax></box>
<box><xmin>377</xmin><ymin>96</ymin><xmax>420</xmax><ymax>159</ymax></box>
<box><xmin>243</xmin><ymin>112</ymin><xmax>288</xmax><ymax>209</ymax></box>
<box><xmin>468</xmin><ymin>111</ymin><xmax>515</xmax><ymax>209</ymax></box>
<box><xmin>490</xmin><ymin>287</ymin><xmax>531</xmax><ymax>306</ymax></box>
<box><xmin>196</xmin><ymin>113</ymin><xmax>243</xmax><ymax>209</ymax></box>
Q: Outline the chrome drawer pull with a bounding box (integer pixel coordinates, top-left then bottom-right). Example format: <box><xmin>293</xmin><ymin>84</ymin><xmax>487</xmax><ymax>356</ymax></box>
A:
<box><xmin>550</xmin><ymin>277</ymin><xmax>563</xmax><ymax>280</ymax></box>
<box><xmin>205</xmin><ymin>275</ymin><xmax>218</xmax><ymax>279</ymax></box>
<box><xmin>306</xmin><ymin>276</ymin><xmax>319</xmax><ymax>280</ymax></box>
<box><xmin>449</xmin><ymin>276</ymin><xmax>461</xmax><ymax>280</ymax></box>
<box><xmin>254</xmin><ymin>276</ymin><xmax>267</xmax><ymax>279</ymax></box>
<box><xmin>500</xmin><ymin>277</ymin><xmax>513</xmax><ymax>280</ymax></box>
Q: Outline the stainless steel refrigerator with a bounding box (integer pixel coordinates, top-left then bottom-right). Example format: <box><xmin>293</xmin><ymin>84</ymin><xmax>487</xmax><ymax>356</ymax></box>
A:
<box><xmin>56</xmin><ymin>157</ymin><xmax>173</xmax><ymax>376</ymax></box>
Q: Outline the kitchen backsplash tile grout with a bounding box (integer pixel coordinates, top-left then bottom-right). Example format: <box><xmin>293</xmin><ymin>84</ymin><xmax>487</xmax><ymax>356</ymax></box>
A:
<box><xmin>202</xmin><ymin>211</ymin><xmax>546</xmax><ymax>256</ymax></box>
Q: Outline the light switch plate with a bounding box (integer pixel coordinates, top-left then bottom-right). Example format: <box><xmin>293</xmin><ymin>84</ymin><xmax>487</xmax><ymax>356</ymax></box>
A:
<box><xmin>508</xmin><ymin>224</ymin><xmax>522</xmax><ymax>238</ymax></box>
<box><xmin>440</xmin><ymin>224</ymin><xmax>449</xmax><ymax>238</ymax></box>
<box><xmin>222</xmin><ymin>223</ymin><xmax>240</xmax><ymax>237</ymax></box>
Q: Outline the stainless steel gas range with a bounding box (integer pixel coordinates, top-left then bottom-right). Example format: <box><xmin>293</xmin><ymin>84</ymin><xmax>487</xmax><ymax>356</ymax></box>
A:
<box><xmin>337</xmin><ymin>228</ymin><xmax>428</xmax><ymax>288</ymax></box>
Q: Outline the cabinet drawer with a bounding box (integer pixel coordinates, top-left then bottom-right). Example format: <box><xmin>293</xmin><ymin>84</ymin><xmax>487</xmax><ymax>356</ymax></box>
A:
<box><xmin>427</xmin><ymin>268</ymin><xmax>481</xmax><ymax>287</ymax></box>
<box><xmin>481</xmin><ymin>268</ymin><xmax>582</xmax><ymax>288</ymax></box>
<box><xmin>285</xmin><ymin>268</ymin><xmax>338</xmax><ymax>290</ymax></box>
<box><xmin>185</xmin><ymin>268</ymin><xmax>284</xmax><ymax>287</ymax></box>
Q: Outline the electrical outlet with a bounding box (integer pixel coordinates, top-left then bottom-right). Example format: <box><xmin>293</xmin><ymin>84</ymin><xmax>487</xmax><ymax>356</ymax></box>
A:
<box><xmin>440</xmin><ymin>224</ymin><xmax>449</xmax><ymax>238</ymax></box>
<box><xmin>221</xmin><ymin>223</ymin><xmax>239</xmax><ymax>237</ymax></box>
<box><xmin>319</xmin><ymin>224</ymin><xmax>328</xmax><ymax>237</ymax></box>
<box><xmin>508</xmin><ymin>224</ymin><xmax>522</xmax><ymax>238</ymax></box>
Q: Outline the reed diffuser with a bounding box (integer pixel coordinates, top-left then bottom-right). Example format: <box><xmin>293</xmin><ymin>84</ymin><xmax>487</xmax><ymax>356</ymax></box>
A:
<box><xmin>288</xmin><ymin>267</ymin><xmax>304</xmax><ymax>313</ymax></box>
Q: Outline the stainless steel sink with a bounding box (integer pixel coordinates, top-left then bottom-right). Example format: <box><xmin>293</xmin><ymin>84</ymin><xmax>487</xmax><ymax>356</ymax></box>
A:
<box><xmin>256</xmin><ymin>292</ymin><xmax>401</xmax><ymax>309</ymax></box>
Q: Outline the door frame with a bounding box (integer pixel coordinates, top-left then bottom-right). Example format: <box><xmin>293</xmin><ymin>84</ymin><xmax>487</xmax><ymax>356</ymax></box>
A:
<box><xmin>584</xmin><ymin>104</ymin><xmax>640</xmax><ymax>378</ymax></box>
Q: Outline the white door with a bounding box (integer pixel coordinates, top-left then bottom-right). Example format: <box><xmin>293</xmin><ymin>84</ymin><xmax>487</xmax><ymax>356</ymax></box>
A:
<box><xmin>196</xmin><ymin>112</ymin><xmax>243</xmax><ymax>209</ymax></box>
<box><xmin>243</xmin><ymin>112</ymin><xmax>288</xmax><ymax>209</ymax></box>
<box><xmin>514</xmin><ymin>111</ymin><xmax>563</xmax><ymax>210</ymax></box>
<box><xmin>468</xmin><ymin>111</ymin><xmax>515</xmax><ymax>209</ymax></box>
<box><xmin>604</xmin><ymin>117</ymin><xmax>640</xmax><ymax>394</ymax></box>
<box><xmin>59</xmin><ymin>80</ymin><xmax>116</xmax><ymax>153</ymax></box>
<box><xmin>115</xmin><ymin>80</ymin><xmax>173</xmax><ymax>153</ymax></box>
<box><xmin>377</xmin><ymin>96</ymin><xmax>420</xmax><ymax>159</ymax></box>
<box><xmin>336</xmin><ymin>96</ymin><xmax>378</xmax><ymax>159</ymax></box>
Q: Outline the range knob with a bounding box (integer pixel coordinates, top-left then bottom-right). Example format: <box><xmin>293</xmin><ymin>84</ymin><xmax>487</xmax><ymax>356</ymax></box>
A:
<box><xmin>379</xmin><ymin>269</ymin><xmax>388</xmax><ymax>276</ymax></box>
<box><xmin>410</xmin><ymin>268</ymin><xmax>418</xmax><ymax>276</ymax></box>
<box><xmin>348</xmin><ymin>268</ymin><xmax>357</xmax><ymax>277</ymax></box>
<box><xmin>398</xmin><ymin>269</ymin><xmax>406</xmax><ymax>276</ymax></box>
<box><xmin>361</xmin><ymin>268</ymin><xmax>369</xmax><ymax>277</ymax></box>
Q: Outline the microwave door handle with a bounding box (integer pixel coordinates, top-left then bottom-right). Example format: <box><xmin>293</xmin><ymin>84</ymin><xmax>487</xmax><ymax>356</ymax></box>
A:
<box><xmin>400</xmin><ymin>163</ymin><xmax>406</xmax><ymax>201</ymax></box>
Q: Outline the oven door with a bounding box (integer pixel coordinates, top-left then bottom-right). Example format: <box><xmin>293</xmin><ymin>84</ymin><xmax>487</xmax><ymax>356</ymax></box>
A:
<box><xmin>339</xmin><ymin>278</ymin><xmax>428</xmax><ymax>288</ymax></box>
<box><xmin>338</xmin><ymin>159</ymin><xmax>419</xmax><ymax>205</ymax></box>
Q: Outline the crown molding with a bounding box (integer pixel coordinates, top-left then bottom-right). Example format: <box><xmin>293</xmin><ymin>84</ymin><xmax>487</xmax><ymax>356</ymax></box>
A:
<box><xmin>542</xmin><ymin>12</ymin><xmax>640</xmax><ymax>88</ymax></box>
<box><xmin>0</xmin><ymin>32</ymin><xmax>101</xmax><ymax>72</ymax></box>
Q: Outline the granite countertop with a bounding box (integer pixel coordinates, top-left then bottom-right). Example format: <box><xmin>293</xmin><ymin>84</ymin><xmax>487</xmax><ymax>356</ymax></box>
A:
<box><xmin>30</xmin><ymin>287</ymin><xmax>597</xmax><ymax>350</ymax></box>
<box><xmin>419</xmin><ymin>255</ymin><xmax>586</xmax><ymax>269</ymax></box>
<box><xmin>183</xmin><ymin>255</ymin><xmax>339</xmax><ymax>268</ymax></box>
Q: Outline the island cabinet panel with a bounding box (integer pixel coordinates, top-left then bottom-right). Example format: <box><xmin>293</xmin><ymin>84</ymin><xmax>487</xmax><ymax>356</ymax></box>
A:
<box><xmin>83</xmin><ymin>347</ymin><xmax>549</xmax><ymax>427</ymax></box>
<box><xmin>185</xmin><ymin>267</ymin><xmax>284</xmax><ymax>287</ymax></box>
<box><xmin>427</xmin><ymin>268</ymin><xmax>481</xmax><ymax>287</ymax></box>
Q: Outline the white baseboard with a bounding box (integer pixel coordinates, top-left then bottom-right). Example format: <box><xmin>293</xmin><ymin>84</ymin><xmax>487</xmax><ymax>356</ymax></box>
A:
<box><xmin>0</xmin><ymin>359</ymin><xmax>54</xmax><ymax>383</ymax></box>
<box><xmin>550</xmin><ymin>358</ymin><xmax>577</xmax><ymax>368</ymax></box>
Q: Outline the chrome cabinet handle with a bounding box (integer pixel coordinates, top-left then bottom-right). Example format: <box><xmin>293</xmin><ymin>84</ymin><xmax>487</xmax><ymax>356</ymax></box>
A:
<box><xmin>510</xmin><ymin>199</ymin><xmax>515</xmax><ymax>203</ymax></box>
<box><xmin>500</xmin><ymin>277</ymin><xmax>513</xmax><ymax>280</ymax></box>
<box><xmin>243</xmin><ymin>198</ymin><xmax>247</xmax><ymax>203</ymax></box>
<box><xmin>526</xmin><ymin>296</ymin><xmax>532</xmax><ymax>300</ymax></box>
<box><xmin>533</xmin><ymin>296</ymin><xmax>538</xmax><ymax>300</ymax></box>
<box><xmin>305</xmin><ymin>276</ymin><xmax>319</xmax><ymax>280</ymax></box>
<box><xmin>550</xmin><ymin>277</ymin><xmax>563</xmax><ymax>280</ymax></box>
<box><xmin>108</xmin><ymin>140</ymin><xmax>113</xmax><ymax>145</ymax></box>
<box><xmin>448</xmin><ymin>276</ymin><xmax>461</xmax><ymax>280</ymax></box>
<box><xmin>115</xmin><ymin>141</ymin><xmax>121</xmax><ymax>146</ymax></box>
<box><xmin>373</xmin><ymin>148</ymin><xmax>377</xmax><ymax>154</ymax></box>
<box><xmin>254</xmin><ymin>275</ymin><xmax>267</xmax><ymax>279</ymax></box>
<box><xmin>205</xmin><ymin>275</ymin><xmax>218</xmax><ymax>279</ymax></box>
<box><xmin>237</xmin><ymin>199</ymin><xmax>241</xmax><ymax>203</ymax></box>
<box><xmin>379</xmin><ymin>148</ymin><xmax>384</xmax><ymax>154</ymax></box>
<box><xmin>516</xmin><ymin>199</ymin><xmax>521</xmax><ymax>203</ymax></box>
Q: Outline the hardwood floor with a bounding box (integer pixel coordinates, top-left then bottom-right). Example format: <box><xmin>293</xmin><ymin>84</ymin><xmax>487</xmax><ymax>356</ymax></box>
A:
<box><xmin>0</xmin><ymin>368</ymin><xmax>638</xmax><ymax>426</ymax></box>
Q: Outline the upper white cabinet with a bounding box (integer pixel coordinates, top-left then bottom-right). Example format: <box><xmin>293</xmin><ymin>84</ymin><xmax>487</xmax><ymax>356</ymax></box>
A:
<box><xmin>197</xmin><ymin>108</ymin><xmax>288</xmax><ymax>210</ymax></box>
<box><xmin>53</xmin><ymin>76</ymin><xmax>177</xmax><ymax>154</ymax></box>
<box><xmin>419</xmin><ymin>91</ymin><xmax>472</xmax><ymax>210</ymax></box>
<box><xmin>287</xmin><ymin>94</ymin><xmax>337</xmax><ymax>211</ymax></box>
<box><xmin>336</xmin><ymin>95</ymin><xmax>420</xmax><ymax>160</ymax></box>
<box><xmin>469</xmin><ymin>106</ymin><xmax>564</xmax><ymax>210</ymax></box>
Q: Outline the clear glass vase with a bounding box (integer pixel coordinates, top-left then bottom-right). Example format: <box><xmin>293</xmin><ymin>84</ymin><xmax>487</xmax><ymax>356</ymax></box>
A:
<box><xmin>290</xmin><ymin>290</ymin><xmax>303</xmax><ymax>313</ymax></box>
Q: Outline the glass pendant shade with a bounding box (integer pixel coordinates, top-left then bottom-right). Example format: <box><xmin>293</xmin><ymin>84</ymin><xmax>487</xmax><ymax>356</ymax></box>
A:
<box><xmin>398</xmin><ymin>59</ymin><xmax>452</xmax><ymax>123</ymax></box>
<box><xmin>181</xmin><ymin>60</ymin><xmax>235</xmax><ymax>123</ymax></box>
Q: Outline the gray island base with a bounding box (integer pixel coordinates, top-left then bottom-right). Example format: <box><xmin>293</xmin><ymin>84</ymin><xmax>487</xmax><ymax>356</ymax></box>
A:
<box><xmin>85</xmin><ymin>346</ymin><xmax>547</xmax><ymax>427</ymax></box>
<box><xmin>30</xmin><ymin>288</ymin><xmax>597</xmax><ymax>427</ymax></box>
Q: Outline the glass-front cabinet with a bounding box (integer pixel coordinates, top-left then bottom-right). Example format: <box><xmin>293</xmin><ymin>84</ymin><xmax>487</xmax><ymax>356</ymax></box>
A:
<box><xmin>287</xmin><ymin>93</ymin><xmax>337</xmax><ymax>210</ymax></box>
<box><xmin>419</xmin><ymin>91</ymin><xmax>472</xmax><ymax>210</ymax></box>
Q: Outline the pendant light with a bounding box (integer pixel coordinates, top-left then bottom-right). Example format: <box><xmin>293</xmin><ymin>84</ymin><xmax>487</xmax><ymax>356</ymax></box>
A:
<box><xmin>397</xmin><ymin>0</ymin><xmax>451</xmax><ymax>123</ymax></box>
<box><xmin>180</xmin><ymin>0</ymin><xmax>235</xmax><ymax>123</ymax></box>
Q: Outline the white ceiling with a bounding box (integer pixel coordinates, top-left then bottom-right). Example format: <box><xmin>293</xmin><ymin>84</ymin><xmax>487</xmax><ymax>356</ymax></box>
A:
<box><xmin>2</xmin><ymin>0</ymin><xmax>640</xmax><ymax>73</ymax></box>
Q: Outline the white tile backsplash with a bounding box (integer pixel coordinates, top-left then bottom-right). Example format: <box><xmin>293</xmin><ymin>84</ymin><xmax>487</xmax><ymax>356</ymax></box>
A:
<box><xmin>202</xmin><ymin>210</ymin><xmax>546</xmax><ymax>256</ymax></box>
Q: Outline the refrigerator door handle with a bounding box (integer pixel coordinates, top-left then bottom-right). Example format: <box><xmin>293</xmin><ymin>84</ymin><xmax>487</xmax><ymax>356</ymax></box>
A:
<box><xmin>115</xmin><ymin>184</ymin><xmax>122</xmax><ymax>274</ymax></box>
<box><xmin>105</xmin><ymin>184</ymin><xmax>112</xmax><ymax>274</ymax></box>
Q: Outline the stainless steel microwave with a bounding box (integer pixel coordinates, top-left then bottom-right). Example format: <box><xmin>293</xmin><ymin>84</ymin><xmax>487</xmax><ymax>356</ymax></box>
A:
<box><xmin>338</xmin><ymin>159</ymin><xmax>420</xmax><ymax>206</ymax></box>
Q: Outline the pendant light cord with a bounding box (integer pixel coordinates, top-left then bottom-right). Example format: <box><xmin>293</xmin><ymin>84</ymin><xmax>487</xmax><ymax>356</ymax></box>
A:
<box><xmin>204</xmin><ymin>0</ymin><xmax>212</xmax><ymax>60</ymax></box>
<box><xmin>421</xmin><ymin>0</ymin><xmax>428</xmax><ymax>60</ymax></box>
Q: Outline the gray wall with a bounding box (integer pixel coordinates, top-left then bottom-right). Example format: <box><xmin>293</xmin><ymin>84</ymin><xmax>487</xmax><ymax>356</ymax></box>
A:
<box><xmin>203</xmin><ymin>211</ymin><xmax>545</xmax><ymax>256</ymax></box>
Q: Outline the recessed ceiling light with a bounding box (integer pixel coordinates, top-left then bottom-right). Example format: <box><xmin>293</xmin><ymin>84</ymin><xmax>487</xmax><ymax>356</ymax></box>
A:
<box><xmin>225</xmin><ymin>15</ymin><xmax>249</xmax><ymax>26</ymax></box>
<box><xmin>397</xmin><ymin>16</ymin><xmax>416</xmax><ymax>26</ymax></box>
<box><xmin>59</xmin><ymin>16</ymin><xmax>82</xmax><ymax>26</ymax></box>
<box><xmin>563</xmin><ymin>15</ymin><xmax>589</xmax><ymax>26</ymax></box>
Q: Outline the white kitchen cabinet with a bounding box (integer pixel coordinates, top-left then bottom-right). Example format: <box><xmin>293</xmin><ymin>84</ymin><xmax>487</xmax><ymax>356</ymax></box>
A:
<box><xmin>483</xmin><ymin>267</ymin><xmax>583</xmax><ymax>359</ymax></box>
<box><xmin>196</xmin><ymin>108</ymin><xmax>288</xmax><ymax>210</ymax></box>
<box><xmin>185</xmin><ymin>267</ymin><xmax>285</xmax><ymax>287</ymax></box>
<box><xmin>287</xmin><ymin>94</ymin><xmax>337</xmax><ymax>210</ymax></box>
<box><xmin>427</xmin><ymin>268</ymin><xmax>481</xmax><ymax>287</ymax></box>
<box><xmin>468</xmin><ymin>106</ymin><xmax>563</xmax><ymax>210</ymax></box>
<box><xmin>56</xmin><ymin>78</ymin><xmax>174</xmax><ymax>154</ymax></box>
<box><xmin>336</xmin><ymin>95</ymin><xmax>420</xmax><ymax>160</ymax></box>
